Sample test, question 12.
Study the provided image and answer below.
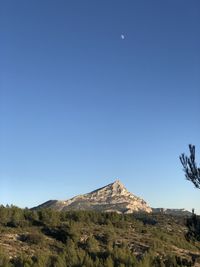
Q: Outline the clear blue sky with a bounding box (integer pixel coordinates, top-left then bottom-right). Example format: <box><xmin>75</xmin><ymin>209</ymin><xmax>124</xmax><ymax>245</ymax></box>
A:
<box><xmin>0</xmin><ymin>1</ymin><xmax>200</xmax><ymax>213</ymax></box>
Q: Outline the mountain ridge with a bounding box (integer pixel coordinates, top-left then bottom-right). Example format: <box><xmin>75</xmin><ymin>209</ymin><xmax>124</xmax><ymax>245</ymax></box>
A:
<box><xmin>34</xmin><ymin>179</ymin><xmax>152</xmax><ymax>213</ymax></box>
<box><xmin>33</xmin><ymin>180</ymin><xmax>192</xmax><ymax>215</ymax></box>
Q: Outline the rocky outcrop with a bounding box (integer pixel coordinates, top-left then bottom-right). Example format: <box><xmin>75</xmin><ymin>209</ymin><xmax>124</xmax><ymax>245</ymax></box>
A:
<box><xmin>34</xmin><ymin>180</ymin><xmax>152</xmax><ymax>214</ymax></box>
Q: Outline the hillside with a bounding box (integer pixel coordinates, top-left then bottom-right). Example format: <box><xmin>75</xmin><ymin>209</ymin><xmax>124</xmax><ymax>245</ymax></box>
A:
<box><xmin>0</xmin><ymin>206</ymin><xmax>200</xmax><ymax>266</ymax></box>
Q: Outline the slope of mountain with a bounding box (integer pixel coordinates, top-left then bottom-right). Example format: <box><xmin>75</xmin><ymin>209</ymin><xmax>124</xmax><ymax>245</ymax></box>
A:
<box><xmin>34</xmin><ymin>180</ymin><xmax>152</xmax><ymax>213</ymax></box>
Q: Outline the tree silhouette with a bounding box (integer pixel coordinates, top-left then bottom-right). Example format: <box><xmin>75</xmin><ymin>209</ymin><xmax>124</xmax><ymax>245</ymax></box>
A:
<box><xmin>180</xmin><ymin>144</ymin><xmax>200</xmax><ymax>189</ymax></box>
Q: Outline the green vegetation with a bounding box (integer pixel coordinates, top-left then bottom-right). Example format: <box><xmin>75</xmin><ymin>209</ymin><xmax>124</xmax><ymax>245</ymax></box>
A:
<box><xmin>0</xmin><ymin>206</ymin><xmax>199</xmax><ymax>267</ymax></box>
<box><xmin>180</xmin><ymin>144</ymin><xmax>200</xmax><ymax>189</ymax></box>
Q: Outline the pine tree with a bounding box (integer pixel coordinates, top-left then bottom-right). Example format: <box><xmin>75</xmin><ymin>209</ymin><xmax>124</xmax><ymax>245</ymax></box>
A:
<box><xmin>180</xmin><ymin>144</ymin><xmax>200</xmax><ymax>188</ymax></box>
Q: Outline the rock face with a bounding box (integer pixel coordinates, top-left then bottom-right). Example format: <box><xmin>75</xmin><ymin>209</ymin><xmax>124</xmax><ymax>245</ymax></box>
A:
<box><xmin>34</xmin><ymin>180</ymin><xmax>152</xmax><ymax>214</ymax></box>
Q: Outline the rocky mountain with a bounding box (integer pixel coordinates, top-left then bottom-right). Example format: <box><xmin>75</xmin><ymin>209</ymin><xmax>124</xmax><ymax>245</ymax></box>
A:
<box><xmin>34</xmin><ymin>180</ymin><xmax>152</xmax><ymax>213</ymax></box>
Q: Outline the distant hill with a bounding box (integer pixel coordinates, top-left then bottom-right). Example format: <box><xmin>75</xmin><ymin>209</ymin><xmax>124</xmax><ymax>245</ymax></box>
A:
<box><xmin>152</xmin><ymin>208</ymin><xmax>192</xmax><ymax>216</ymax></box>
<box><xmin>33</xmin><ymin>180</ymin><xmax>152</xmax><ymax>213</ymax></box>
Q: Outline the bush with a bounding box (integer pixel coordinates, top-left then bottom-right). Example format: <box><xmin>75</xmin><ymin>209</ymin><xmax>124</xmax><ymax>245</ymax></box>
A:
<box><xmin>20</xmin><ymin>232</ymin><xmax>45</xmax><ymax>245</ymax></box>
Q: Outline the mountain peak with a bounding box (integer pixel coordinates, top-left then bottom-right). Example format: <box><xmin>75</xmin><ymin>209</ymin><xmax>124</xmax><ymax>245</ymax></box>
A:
<box><xmin>108</xmin><ymin>179</ymin><xmax>127</xmax><ymax>195</ymax></box>
<box><xmin>112</xmin><ymin>179</ymin><xmax>123</xmax><ymax>186</ymax></box>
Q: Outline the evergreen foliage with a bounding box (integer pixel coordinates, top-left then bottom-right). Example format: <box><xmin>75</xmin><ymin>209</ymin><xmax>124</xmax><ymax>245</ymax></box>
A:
<box><xmin>180</xmin><ymin>144</ymin><xmax>200</xmax><ymax>189</ymax></box>
<box><xmin>0</xmin><ymin>206</ymin><xmax>199</xmax><ymax>266</ymax></box>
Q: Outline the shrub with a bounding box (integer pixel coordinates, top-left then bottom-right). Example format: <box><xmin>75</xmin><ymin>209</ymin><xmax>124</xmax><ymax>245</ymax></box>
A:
<box><xmin>20</xmin><ymin>232</ymin><xmax>45</xmax><ymax>245</ymax></box>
